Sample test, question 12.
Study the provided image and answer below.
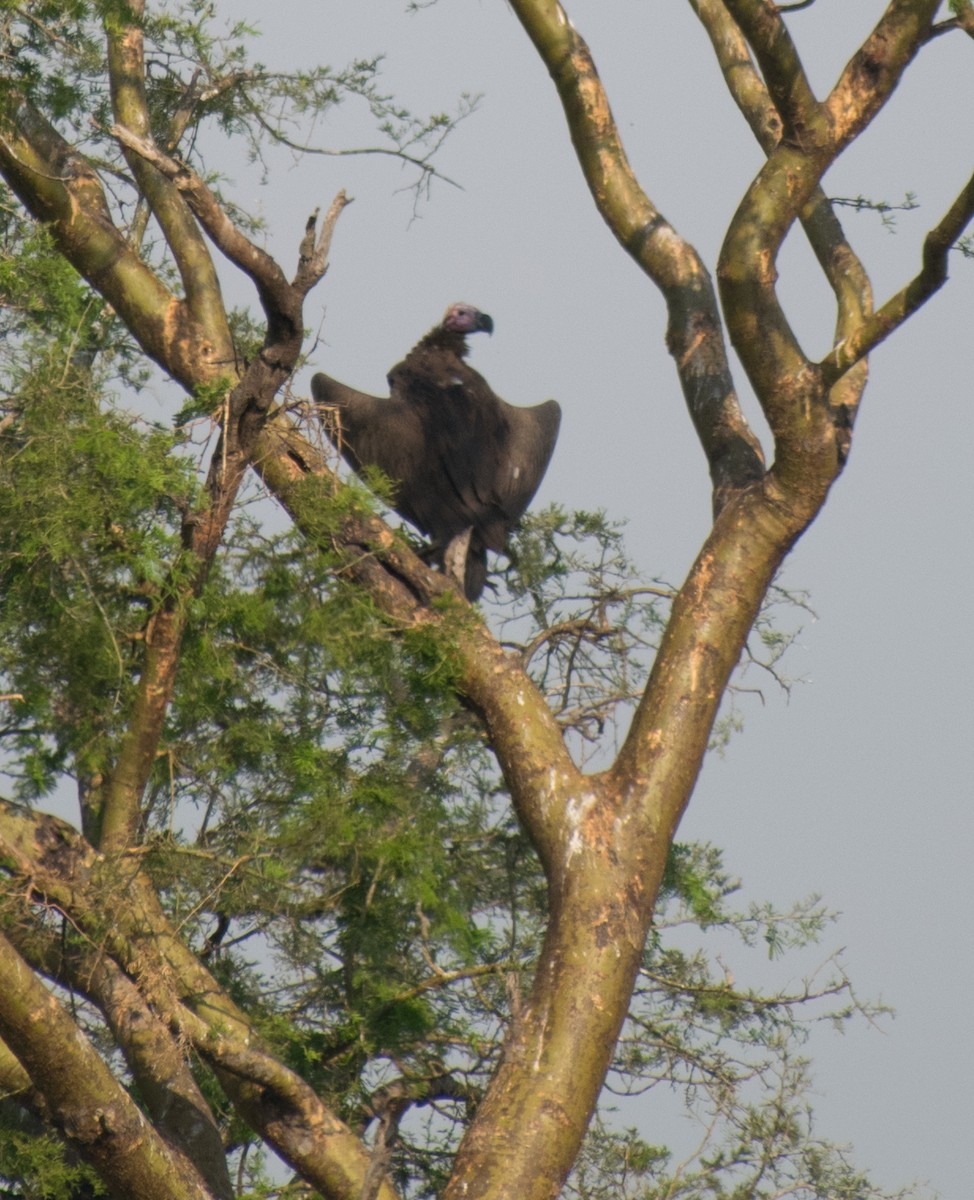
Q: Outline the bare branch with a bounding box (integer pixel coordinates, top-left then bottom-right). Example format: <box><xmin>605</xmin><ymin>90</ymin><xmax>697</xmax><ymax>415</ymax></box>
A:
<box><xmin>292</xmin><ymin>190</ymin><xmax>354</xmax><ymax>294</ymax></box>
<box><xmin>822</xmin><ymin>162</ymin><xmax>974</xmax><ymax>385</ymax></box>
<box><xmin>721</xmin><ymin>0</ymin><xmax>824</xmax><ymax>139</ymax></box>
<box><xmin>690</xmin><ymin>0</ymin><xmax>871</xmax><ymax>452</ymax></box>
<box><xmin>104</xmin><ymin>6</ymin><xmax>233</xmax><ymax>358</ymax></box>
<box><xmin>928</xmin><ymin>0</ymin><xmax>974</xmax><ymax>40</ymax></box>
<box><xmin>506</xmin><ymin>0</ymin><xmax>764</xmax><ymax>508</ymax></box>
<box><xmin>718</xmin><ymin>1</ymin><xmax>938</xmax><ymax>477</ymax></box>
<box><xmin>109</xmin><ymin>122</ymin><xmax>293</xmax><ymax>316</ymax></box>
<box><xmin>826</xmin><ymin>0</ymin><xmax>941</xmax><ymax>147</ymax></box>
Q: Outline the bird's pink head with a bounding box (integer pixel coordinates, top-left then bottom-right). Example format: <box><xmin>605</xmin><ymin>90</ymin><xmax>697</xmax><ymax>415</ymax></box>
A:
<box><xmin>441</xmin><ymin>303</ymin><xmax>494</xmax><ymax>336</ymax></box>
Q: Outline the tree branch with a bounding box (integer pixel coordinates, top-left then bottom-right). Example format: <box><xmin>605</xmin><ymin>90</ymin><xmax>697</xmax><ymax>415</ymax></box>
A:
<box><xmin>0</xmin><ymin>93</ymin><xmax>223</xmax><ymax>392</ymax></box>
<box><xmin>292</xmin><ymin>191</ymin><xmax>353</xmax><ymax>294</ymax></box>
<box><xmin>821</xmin><ymin>162</ymin><xmax>974</xmax><ymax>385</ymax></box>
<box><xmin>689</xmin><ymin>0</ymin><xmax>871</xmax><ymax>453</ymax></box>
<box><xmin>5</xmin><ymin>919</ymin><xmax>234</xmax><ymax>1200</ymax></box>
<box><xmin>104</xmin><ymin>1</ymin><xmax>234</xmax><ymax>361</ymax></box>
<box><xmin>720</xmin><ymin>0</ymin><xmax>824</xmax><ymax>140</ymax></box>
<box><xmin>94</xmin><ymin>428</ymin><xmax>250</xmax><ymax>847</ymax></box>
<box><xmin>825</xmin><ymin>0</ymin><xmax>941</xmax><ymax>147</ymax></box>
<box><xmin>0</xmin><ymin>799</ymin><xmax>402</xmax><ymax>1200</ymax></box>
<box><xmin>109</xmin><ymin>123</ymin><xmax>302</xmax><ymax>336</ymax></box>
<box><xmin>717</xmin><ymin>0</ymin><xmax>939</xmax><ymax>487</ymax></box>
<box><xmin>506</xmin><ymin>0</ymin><xmax>765</xmax><ymax>509</ymax></box>
<box><xmin>0</xmin><ymin>930</ymin><xmax>217</xmax><ymax>1200</ymax></box>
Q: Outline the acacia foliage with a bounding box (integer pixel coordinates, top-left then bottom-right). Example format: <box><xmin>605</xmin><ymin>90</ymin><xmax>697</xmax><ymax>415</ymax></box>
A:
<box><xmin>1</xmin><ymin>4</ymin><xmax>971</xmax><ymax>1200</ymax></box>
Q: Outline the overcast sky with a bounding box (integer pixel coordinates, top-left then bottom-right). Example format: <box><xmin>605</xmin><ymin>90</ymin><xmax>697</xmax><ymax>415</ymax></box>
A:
<box><xmin>153</xmin><ymin>3</ymin><xmax>973</xmax><ymax>1195</ymax></box>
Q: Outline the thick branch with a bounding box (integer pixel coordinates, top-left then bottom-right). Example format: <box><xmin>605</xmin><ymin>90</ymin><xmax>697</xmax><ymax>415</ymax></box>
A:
<box><xmin>0</xmin><ymin>1037</ymin><xmax>36</xmax><ymax>1109</ymax></box>
<box><xmin>0</xmin><ymin>800</ymin><xmax>401</xmax><ymax>1200</ymax></box>
<box><xmin>85</xmin><ymin>198</ymin><xmax>346</xmax><ymax>847</ymax></box>
<box><xmin>826</xmin><ymin>0</ymin><xmax>942</xmax><ymax>146</ymax></box>
<box><xmin>506</xmin><ymin>0</ymin><xmax>765</xmax><ymax>505</ymax></box>
<box><xmin>109</xmin><ymin>124</ymin><xmax>288</xmax><ymax>300</ymax></box>
<box><xmin>612</xmin><ymin>478</ymin><xmax>802</xmax><ymax>789</ymax></box>
<box><xmin>5</xmin><ymin>921</ymin><xmax>233</xmax><ymax>1200</ymax></box>
<box><xmin>720</xmin><ymin>0</ymin><xmax>824</xmax><ymax>140</ymax></box>
<box><xmin>104</xmin><ymin>3</ymin><xmax>233</xmax><ymax>360</ymax></box>
<box><xmin>0</xmin><ymin>94</ymin><xmax>226</xmax><ymax>392</ymax></box>
<box><xmin>0</xmin><ymin>931</ymin><xmax>216</xmax><ymax>1200</ymax></box>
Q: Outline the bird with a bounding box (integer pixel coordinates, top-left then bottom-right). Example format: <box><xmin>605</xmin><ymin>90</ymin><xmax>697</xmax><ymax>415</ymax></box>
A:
<box><xmin>311</xmin><ymin>303</ymin><xmax>561</xmax><ymax>600</ymax></box>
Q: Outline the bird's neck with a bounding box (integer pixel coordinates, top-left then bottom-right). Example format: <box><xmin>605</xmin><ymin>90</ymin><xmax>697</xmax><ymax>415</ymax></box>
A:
<box><xmin>417</xmin><ymin>327</ymin><xmax>470</xmax><ymax>359</ymax></box>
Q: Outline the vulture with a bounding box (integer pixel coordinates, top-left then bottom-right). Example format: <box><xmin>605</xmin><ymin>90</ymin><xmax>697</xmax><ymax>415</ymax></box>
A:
<box><xmin>311</xmin><ymin>303</ymin><xmax>561</xmax><ymax>600</ymax></box>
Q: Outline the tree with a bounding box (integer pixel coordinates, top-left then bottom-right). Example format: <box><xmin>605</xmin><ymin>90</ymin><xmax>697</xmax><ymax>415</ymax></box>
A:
<box><xmin>0</xmin><ymin>3</ymin><xmax>971</xmax><ymax>1199</ymax></box>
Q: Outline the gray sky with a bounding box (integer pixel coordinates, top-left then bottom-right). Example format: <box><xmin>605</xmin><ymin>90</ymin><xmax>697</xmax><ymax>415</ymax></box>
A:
<box><xmin>176</xmin><ymin>3</ymin><xmax>974</xmax><ymax>1195</ymax></box>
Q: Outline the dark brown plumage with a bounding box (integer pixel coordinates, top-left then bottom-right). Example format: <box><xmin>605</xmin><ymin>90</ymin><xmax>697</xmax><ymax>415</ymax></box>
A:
<box><xmin>312</xmin><ymin>303</ymin><xmax>561</xmax><ymax>599</ymax></box>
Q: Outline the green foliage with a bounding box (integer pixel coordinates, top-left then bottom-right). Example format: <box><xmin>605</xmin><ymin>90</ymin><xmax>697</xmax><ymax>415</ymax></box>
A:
<box><xmin>173</xmin><ymin>375</ymin><xmax>234</xmax><ymax>427</ymax></box>
<box><xmin>0</xmin><ymin>215</ymin><xmax>92</xmax><ymax>339</ymax></box>
<box><xmin>0</xmin><ymin>1118</ymin><xmax>105</xmax><ymax>1200</ymax></box>
<box><xmin>0</xmin><ymin>345</ymin><xmax>197</xmax><ymax>794</ymax></box>
<box><xmin>0</xmin><ymin>2</ymin><xmax>105</xmax><ymax>123</ymax></box>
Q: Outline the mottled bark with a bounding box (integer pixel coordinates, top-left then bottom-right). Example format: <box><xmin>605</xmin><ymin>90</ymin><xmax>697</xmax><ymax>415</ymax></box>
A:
<box><xmin>503</xmin><ymin>0</ymin><xmax>765</xmax><ymax>512</ymax></box>
<box><xmin>0</xmin><ymin>799</ymin><xmax>401</xmax><ymax>1200</ymax></box>
<box><xmin>5</xmin><ymin>921</ymin><xmax>234</xmax><ymax>1200</ymax></box>
<box><xmin>0</xmin><ymin>931</ymin><xmax>217</xmax><ymax>1200</ymax></box>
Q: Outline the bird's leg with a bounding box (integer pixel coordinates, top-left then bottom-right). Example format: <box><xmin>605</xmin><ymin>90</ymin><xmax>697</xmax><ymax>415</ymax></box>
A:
<box><xmin>443</xmin><ymin>528</ymin><xmax>473</xmax><ymax>593</ymax></box>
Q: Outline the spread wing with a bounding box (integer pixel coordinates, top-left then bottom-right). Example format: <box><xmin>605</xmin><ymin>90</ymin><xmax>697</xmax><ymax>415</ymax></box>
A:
<box><xmin>314</xmin><ymin>370</ymin><xmax>505</xmax><ymax>546</ymax></box>
<box><xmin>494</xmin><ymin>398</ymin><xmax>561</xmax><ymax>527</ymax></box>
<box><xmin>311</xmin><ymin>372</ymin><xmax>430</xmax><ymax>532</ymax></box>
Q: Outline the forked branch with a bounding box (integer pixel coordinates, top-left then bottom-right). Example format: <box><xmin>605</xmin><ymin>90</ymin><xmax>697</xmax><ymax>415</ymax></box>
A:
<box><xmin>690</xmin><ymin>0</ymin><xmax>871</xmax><ymax>449</ymax></box>
<box><xmin>104</xmin><ymin>2</ymin><xmax>232</xmax><ymax>357</ymax></box>
<box><xmin>0</xmin><ymin>931</ymin><xmax>215</xmax><ymax>1200</ymax></box>
<box><xmin>506</xmin><ymin>0</ymin><xmax>765</xmax><ymax>508</ymax></box>
<box><xmin>822</xmin><ymin>163</ymin><xmax>974</xmax><ymax>385</ymax></box>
